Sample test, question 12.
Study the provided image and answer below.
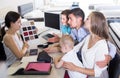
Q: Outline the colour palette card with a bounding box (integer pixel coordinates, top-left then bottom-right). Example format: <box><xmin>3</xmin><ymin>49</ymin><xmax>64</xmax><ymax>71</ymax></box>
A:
<box><xmin>21</xmin><ymin>21</ymin><xmax>38</xmax><ymax>41</ymax></box>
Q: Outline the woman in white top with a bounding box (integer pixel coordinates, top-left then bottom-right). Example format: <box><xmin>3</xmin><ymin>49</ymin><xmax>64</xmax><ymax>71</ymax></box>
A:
<box><xmin>1</xmin><ymin>11</ymin><xmax>29</xmax><ymax>67</ymax></box>
<box><xmin>62</xmin><ymin>11</ymin><xmax>109</xmax><ymax>78</ymax></box>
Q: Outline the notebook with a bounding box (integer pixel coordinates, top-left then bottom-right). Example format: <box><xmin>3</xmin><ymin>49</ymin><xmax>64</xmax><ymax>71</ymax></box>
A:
<box><xmin>24</xmin><ymin>62</ymin><xmax>52</xmax><ymax>75</ymax></box>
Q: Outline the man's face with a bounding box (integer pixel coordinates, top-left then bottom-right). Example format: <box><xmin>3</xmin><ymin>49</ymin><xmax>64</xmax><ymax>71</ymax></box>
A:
<box><xmin>68</xmin><ymin>14</ymin><xmax>82</xmax><ymax>29</ymax></box>
<box><xmin>68</xmin><ymin>14</ymin><xmax>78</xmax><ymax>28</ymax></box>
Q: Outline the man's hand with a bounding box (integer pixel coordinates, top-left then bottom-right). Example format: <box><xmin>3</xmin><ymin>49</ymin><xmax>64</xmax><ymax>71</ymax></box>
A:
<box><xmin>48</xmin><ymin>33</ymin><xmax>60</xmax><ymax>43</ymax></box>
<box><xmin>96</xmin><ymin>55</ymin><xmax>112</xmax><ymax>68</ymax></box>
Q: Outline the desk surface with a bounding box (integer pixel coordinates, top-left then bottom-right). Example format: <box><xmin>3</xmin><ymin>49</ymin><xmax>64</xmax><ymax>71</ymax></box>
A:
<box><xmin>8</xmin><ymin>22</ymin><xmax>64</xmax><ymax>78</ymax></box>
<box><xmin>8</xmin><ymin>53</ymin><xmax>64</xmax><ymax>78</ymax></box>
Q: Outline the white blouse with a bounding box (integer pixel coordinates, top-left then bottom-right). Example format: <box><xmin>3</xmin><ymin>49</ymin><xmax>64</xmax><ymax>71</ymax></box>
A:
<box><xmin>62</xmin><ymin>35</ymin><xmax>109</xmax><ymax>78</ymax></box>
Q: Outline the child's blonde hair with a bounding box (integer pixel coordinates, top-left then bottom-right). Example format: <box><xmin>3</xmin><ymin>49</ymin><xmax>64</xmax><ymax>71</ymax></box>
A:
<box><xmin>59</xmin><ymin>35</ymin><xmax>74</xmax><ymax>48</ymax></box>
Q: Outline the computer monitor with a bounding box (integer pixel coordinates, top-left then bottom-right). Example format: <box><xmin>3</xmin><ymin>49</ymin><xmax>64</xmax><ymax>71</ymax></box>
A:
<box><xmin>44</xmin><ymin>12</ymin><xmax>60</xmax><ymax>30</ymax></box>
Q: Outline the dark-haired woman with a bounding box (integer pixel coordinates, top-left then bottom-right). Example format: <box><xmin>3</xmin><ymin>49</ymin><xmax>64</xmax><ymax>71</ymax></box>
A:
<box><xmin>1</xmin><ymin>11</ymin><xmax>29</xmax><ymax>67</ymax></box>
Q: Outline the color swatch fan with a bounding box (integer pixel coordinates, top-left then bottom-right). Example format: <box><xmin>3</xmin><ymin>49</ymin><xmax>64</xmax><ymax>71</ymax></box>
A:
<box><xmin>21</xmin><ymin>21</ymin><xmax>38</xmax><ymax>41</ymax></box>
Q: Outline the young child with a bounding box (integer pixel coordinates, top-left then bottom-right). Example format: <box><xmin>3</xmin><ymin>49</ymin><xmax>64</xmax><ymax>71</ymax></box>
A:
<box><xmin>54</xmin><ymin>35</ymin><xmax>74</xmax><ymax>68</ymax></box>
<box><xmin>54</xmin><ymin>35</ymin><xmax>87</xmax><ymax>78</ymax></box>
<box><xmin>45</xmin><ymin>9</ymin><xmax>71</xmax><ymax>52</ymax></box>
<box><xmin>47</xmin><ymin>9</ymin><xmax>71</xmax><ymax>43</ymax></box>
<box><xmin>44</xmin><ymin>34</ymin><xmax>73</xmax><ymax>53</ymax></box>
<box><xmin>60</xmin><ymin>9</ymin><xmax>71</xmax><ymax>35</ymax></box>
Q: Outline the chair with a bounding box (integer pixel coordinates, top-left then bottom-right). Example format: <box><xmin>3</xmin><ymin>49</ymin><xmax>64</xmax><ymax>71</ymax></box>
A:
<box><xmin>18</xmin><ymin>3</ymin><xmax>44</xmax><ymax>21</ymax></box>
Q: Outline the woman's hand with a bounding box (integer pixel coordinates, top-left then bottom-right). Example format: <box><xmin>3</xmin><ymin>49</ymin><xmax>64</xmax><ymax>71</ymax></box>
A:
<box><xmin>96</xmin><ymin>54</ymin><xmax>111</xmax><ymax>68</ymax></box>
<box><xmin>23</xmin><ymin>41</ymin><xmax>29</xmax><ymax>49</ymax></box>
<box><xmin>63</xmin><ymin>62</ymin><xmax>78</xmax><ymax>71</ymax></box>
<box><xmin>63</xmin><ymin>62</ymin><xmax>94</xmax><ymax>75</ymax></box>
<box><xmin>21</xmin><ymin>41</ymin><xmax>29</xmax><ymax>56</ymax></box>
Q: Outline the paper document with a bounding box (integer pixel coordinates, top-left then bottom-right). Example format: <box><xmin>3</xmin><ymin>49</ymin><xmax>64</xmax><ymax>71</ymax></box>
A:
<box><xmin>21</xmin><ymin>56</ymin><xmax>37</xmax><ymax>62</ymax></box>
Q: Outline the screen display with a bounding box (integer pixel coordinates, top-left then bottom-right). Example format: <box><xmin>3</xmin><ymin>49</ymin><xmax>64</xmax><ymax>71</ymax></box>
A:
<box><xmin>44</xmin><ymin>12</ymin><xmax>60</xmax><ymax>30</ymax></box>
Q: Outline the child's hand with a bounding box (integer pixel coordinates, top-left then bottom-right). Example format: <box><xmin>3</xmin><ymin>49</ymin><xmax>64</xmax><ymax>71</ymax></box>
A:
<box><xmin>54</xmin><ymin>55</ymin><xmax>63</xmax><ymax>68</ymax></box>
<box><xmin>43</xmin><ymin>47</ymin><xmax>51</xmax><ymax>52</ymax></box>
<box><xmin>43</xmin><ymin>46</ymin><xmax>60</xmax><ymax>53</ymax></box>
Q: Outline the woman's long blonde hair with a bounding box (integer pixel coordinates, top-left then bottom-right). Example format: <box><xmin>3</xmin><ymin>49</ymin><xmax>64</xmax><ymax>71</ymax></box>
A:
<box><xmin>89</xmin><ymin>11</ymin><xmax>109</xmax><ymax>40</ymax></box>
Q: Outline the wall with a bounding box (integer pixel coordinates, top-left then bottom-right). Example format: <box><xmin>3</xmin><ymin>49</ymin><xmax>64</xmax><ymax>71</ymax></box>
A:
<box><xmin>0</xmin><ymin>0</ymin><xmax>33</xmax><ymax>19</ymax></box>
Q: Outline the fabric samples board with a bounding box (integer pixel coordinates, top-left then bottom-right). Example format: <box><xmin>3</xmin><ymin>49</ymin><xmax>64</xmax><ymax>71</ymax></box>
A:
<box><xmin>21</xmin><ymin>21</ymin><xmax>38</xmax><ymax>41</ymax></box>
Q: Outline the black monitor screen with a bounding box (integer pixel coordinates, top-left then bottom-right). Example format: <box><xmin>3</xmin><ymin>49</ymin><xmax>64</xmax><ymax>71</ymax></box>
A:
<box><xmin>44</xmin><ymin>12</ymin><xmax>60</xmax><ymax>30</ymax></box>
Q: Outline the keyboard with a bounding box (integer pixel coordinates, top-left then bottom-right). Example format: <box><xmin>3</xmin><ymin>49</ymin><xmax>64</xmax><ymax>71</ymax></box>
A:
<box><xmin>42</xmin><ymin>34</ymin><xmax>54</xmax><ymax>40</ymax></box>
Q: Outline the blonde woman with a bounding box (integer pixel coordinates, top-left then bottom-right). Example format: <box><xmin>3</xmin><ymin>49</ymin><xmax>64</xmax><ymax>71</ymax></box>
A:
<box><xmin>62</xmin><ymin>11</ymin><xmax>112</xmax><ymax>78</ymax></box>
